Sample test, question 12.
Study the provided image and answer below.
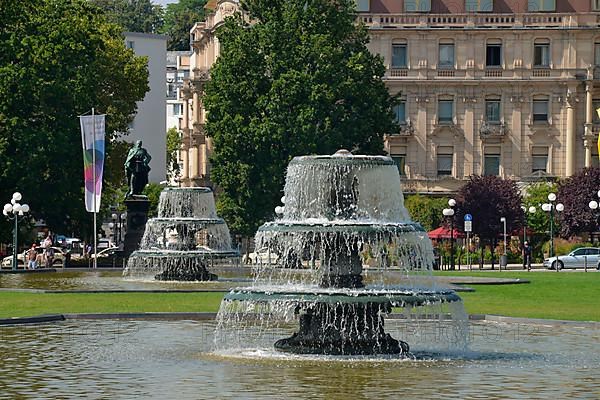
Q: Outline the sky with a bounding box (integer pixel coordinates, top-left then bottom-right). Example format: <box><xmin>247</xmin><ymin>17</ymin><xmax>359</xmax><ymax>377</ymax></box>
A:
<box><xmin>154</xmin><ymin>0</ymin><xmax>178</xmax><ymax>5</ymax></box>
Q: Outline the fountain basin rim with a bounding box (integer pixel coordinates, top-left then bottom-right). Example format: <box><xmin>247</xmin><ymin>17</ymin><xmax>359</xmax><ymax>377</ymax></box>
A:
<box><xmin>161</xmin><ymin>187</ymin><xmax>213</xmax><ymax>193</ymax></box>
<box><xmin>224</xmin><ymin>288</ymin><xmax>461</xmax><ymax>307</ymax></box>
<box><xmin>290</xmin><ymin>155</ymin><xmax>394</xmax><ymax>166</ymax></box>
<box><xmin>146</xmin><ymin>217</ymin><xmax>226</xmax><ymax>224</ymax></box>
<box><xmin>258</xmin><ymin>221</ymin><xmax>425</xmax><ymax>233</ymax></box>
<box><xmin>129</xmin><ymin>249</ymin><xmax>240</xmax><ymax>258</ymax></box>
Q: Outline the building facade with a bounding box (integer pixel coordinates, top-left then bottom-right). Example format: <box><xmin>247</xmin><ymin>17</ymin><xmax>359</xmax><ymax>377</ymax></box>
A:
<box><xmin>181</xmin><ymin>0</ymin><xmax>600</xmax><ymax>193</ymax></box>
<box><xmin>124</xmin><ymin>32</ymin><xmax>168</xmax><ymax>184</ymax></box>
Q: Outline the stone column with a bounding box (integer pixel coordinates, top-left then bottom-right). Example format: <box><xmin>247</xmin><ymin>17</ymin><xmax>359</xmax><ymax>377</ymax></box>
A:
<box><xmin>585</xmin><ymin>82</ymin><xmax>594</xmax><ymax>168</ymax></box>
<box><xmin>181</xmin><ymin>96</ymin><xmax>190</xmax><ymax>182</ymax></box>
<box><xmin>565</xmin><ymin>89</ymin><xmax>577</xmax><ymax>176</ymax></box>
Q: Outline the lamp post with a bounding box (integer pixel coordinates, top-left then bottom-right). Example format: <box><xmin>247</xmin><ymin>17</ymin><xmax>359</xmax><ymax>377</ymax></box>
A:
<box><xmin>500</xmin><ymin>217</ymin><xmax>507</xmax><ymax>270</ymax></box>
<box><xmin>521</xmin><ymin>206</ymin><xmax>536</xmax><ymax>269</ymax></box>
<box><xmin>443</xmin><ymin>198</ymin><xmax>456</xmax><ymax>270</ymax></box>
<box><xmin>542</xmin><ymin>192</ymin><xmax>564</xmax><ymax>271</ymax></box>
<box><xmin>588</xmin><ymin>190</ymin><xmax>600</xmax><ymax>243</ymax></box>
<box><xmin>3</xmin><ymin>192</ymin><xmax>30</xmax><ymax>271</ymax></box>
<box><xmin>111</xmin><ymin>212</ymin><xmax>126</xmax><ymax>247</ymax></box>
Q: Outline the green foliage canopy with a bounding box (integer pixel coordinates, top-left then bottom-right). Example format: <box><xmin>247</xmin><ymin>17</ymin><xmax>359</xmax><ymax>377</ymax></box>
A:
<box><xmin>404</xmin><ymin>194</ymin><xmax>448</xmax><ymax>232</ymax></box>
<box><xmin>89</xmin><ymin>0</ymin><xmax>164</xmax><ymax>33</ymax></box>
<box><xmin>0</xmin><ymin>0</ymin><xmax>149</xmax><ymax>243</ymax></box>
<box><xmin>166</xmin><ymin>127</ymin><xmax>182</xmax><ymax>182</ymax></box>
<box><xmin>204</xmin><ymin>0</ymin><xmax>398</xmax><ymax>236</ymax></box>
<box><xmin>521</xmin><ymin>181</ymin><xmax>557</xmax><ymax>237</ymax></box>
<box><xmin>162</xmin><ymin>0</ymin><xmax>207</xmax><ymax>50</ymax></box>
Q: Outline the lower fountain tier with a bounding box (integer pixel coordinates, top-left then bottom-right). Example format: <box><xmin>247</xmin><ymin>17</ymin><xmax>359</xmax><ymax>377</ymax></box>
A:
<box><xmin>224</xmin><ymin>287</ymin><xmax>461</xmax><ymax>308</ymax></box>
<box><xmin>223</xmin><ymin>287</ymin><xmax>461</xmax><ymax>355</ymax></box>
<box><xmin>258</xmin><ymin>221</ymin><xmax>425</xmax><ymax>234</ymax></box>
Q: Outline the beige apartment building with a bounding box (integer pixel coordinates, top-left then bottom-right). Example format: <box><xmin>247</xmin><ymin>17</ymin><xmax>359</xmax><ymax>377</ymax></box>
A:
<box><xmin>180</xmin><ymin>0</ymin><xmax>600</xmax><ymax>194</ymax></box>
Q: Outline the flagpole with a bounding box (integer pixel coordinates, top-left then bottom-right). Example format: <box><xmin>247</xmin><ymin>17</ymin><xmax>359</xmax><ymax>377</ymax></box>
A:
<box><xmin>92</xmin><ymin>108</ymin><xmax>98</xmax><ymax>269</ymax></box>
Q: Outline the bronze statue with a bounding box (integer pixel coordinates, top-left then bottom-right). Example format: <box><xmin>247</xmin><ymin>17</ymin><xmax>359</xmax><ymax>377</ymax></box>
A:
<box><xmin>124</xmin><ymin>140</ymin><xmax>152</xmax><ymax>198</ymax></box>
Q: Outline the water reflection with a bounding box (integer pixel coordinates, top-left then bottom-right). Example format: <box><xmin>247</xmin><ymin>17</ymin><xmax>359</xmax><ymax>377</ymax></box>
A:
<box><xmin>0</xmin><ymin>320</ymin><xmax>599</xmax><ymax>398</ymax></box>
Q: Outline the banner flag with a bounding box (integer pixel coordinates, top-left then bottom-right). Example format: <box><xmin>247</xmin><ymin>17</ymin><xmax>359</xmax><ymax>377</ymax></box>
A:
<box><xmin>79</xmin><ymin>114</ymin><xmax>106</xmax><ymax>212</ymax></box>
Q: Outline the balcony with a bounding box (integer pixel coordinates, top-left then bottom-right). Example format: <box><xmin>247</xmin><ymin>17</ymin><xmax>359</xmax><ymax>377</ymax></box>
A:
<box><xmin>479</xmin><ymin>121</ymin><xmax>507</xmax><ymax>138</ymax></box>
<box><xmin>358</xmin><ymin>13</ymin><xmax>593</xmax><ymax>30</ymax></box>
<box><xmin>388</xmin><ymin>120</ymin><xmax>414</xmax><ymax>137</ymax></box>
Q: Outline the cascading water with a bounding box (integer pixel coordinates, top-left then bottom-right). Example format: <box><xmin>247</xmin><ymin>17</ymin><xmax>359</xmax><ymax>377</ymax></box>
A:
<box><xmin>215</xmin><ymin>150</ymin><xmax>468</xmax><ymax>357</ymax></box>
<box><xmin>123</xmin><ymin>187</ymin><xmax>239</xmax><ymax>281</ymax></box>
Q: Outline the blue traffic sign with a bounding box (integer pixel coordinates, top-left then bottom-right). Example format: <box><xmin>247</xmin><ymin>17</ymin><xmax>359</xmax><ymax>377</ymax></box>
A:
<box><xmin>464</xmin><ymin>214</ymin><xmax>473</xmax><ymax>221</ymax></box>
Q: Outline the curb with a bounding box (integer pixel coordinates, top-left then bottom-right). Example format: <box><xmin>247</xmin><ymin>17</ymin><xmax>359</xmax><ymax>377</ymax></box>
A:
<box><xmin>0</xmin><ymin>314</ymin><xmax>65</xmax><ymax>325</ymax></box>
<box><xmin>0</xmin><ymin>269</ymin><xmax>57</xmax><ymax>275</ymax></box>
<box><xmin>470</xmin><ymin>314</ymin><xmax>600</xmax><ymax>328</ymax></box>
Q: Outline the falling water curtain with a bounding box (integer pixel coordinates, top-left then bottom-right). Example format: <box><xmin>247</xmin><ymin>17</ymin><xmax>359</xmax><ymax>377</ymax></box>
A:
<box><xmin>79</xmin><ymin>114</ymin><xmax>106</xmax><ymax>212</ymax></box>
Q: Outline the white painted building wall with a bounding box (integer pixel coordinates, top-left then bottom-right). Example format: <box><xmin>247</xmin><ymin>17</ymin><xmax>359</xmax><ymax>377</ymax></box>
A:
<box><xmin>124</xmin><ymin>32</ymin><xmax>168</xmax><ymax>183</ymax></box>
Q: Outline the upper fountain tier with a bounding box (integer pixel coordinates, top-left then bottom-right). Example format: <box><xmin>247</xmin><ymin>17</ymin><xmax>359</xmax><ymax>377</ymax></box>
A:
<box><xmin>279</xmin><ymin>150</ymin><xmax>411</xmax><ymax>224</ymax></box>
<box><xmin>158</xmin><ymin>187</ymin><xmax>218</xmax><ymax>219</ymax></box>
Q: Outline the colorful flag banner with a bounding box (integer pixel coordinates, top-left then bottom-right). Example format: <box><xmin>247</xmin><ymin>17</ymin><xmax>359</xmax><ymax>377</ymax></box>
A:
<box><xmin>79</xmin><ymin>114</ymin><xmax>106</xmax><ymax>212</ymax></box>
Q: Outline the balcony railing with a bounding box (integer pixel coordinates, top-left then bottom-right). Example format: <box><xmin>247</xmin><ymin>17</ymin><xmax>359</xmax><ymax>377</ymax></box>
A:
<box><xmin>479</xmin><ymin>121</ymin><xmax>507</xmax><ymax>138</ymax></box>
<box><xmin>359</xmin><ymin>13</ymin><xmax>593</xmax><ymax>29</ymax></box>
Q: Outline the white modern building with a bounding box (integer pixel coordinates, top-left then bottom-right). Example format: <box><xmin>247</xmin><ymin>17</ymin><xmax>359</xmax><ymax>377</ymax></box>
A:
<box><xmin>166</xmin><ymin>51</ymin><xmax>191</xmax><ymax>131</ymax></box>
<box><xmin>124</xmin><ymin>32</ymin><xmax>168</xmax><ymax>183</ymax></box>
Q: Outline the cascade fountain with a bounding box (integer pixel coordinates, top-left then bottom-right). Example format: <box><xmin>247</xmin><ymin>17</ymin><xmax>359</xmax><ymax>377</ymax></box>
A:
<box><xmin>123</xmin><ymin>187</ymin><xmax>239</xmax><ymax>281</ymax></box>
<box><xmin>215</xmin><ymin>150</ymin><xmax>465</xmax><ymax>356</ymax></box>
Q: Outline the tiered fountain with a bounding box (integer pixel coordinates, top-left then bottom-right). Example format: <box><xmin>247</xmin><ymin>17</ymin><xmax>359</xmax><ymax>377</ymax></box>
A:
<box><xmin>216</xmin><ymin>150</ymin><xmax>464</xmax><ymax>356</ymax></box>
<box><xmin>123</xmin><ymin>187</ymin><xmax>239</xmax><ymax>281</ymax></box>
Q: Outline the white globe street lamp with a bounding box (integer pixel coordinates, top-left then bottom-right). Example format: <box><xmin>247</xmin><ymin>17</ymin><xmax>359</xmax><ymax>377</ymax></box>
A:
<box><xmin>543</xmin><ymin>193</ymin><xmax>563</xmax><ymax>270</ymax></box>
<box><xmin>3</xmin><ymin>192</ymin><xmax>30</xmax><ymax>271</ymax></box>
<box><xmin>442</xmin><ymin>199</ymin><xmax>456</xmax><ymax>270</ymax></box>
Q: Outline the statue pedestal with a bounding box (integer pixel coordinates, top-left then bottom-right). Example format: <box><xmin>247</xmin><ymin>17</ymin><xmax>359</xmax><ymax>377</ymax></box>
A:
<box><xmin>121</xmin><ymin>195</ymin><xmax>150</xmax><ymax>259</ymax></box>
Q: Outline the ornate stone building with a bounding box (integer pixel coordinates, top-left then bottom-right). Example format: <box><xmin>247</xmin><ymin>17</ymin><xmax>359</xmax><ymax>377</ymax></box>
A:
<box><xmin>181</xmin><ymin>0</ymin><xmax>600</xmax><ymax>194</ymax></box>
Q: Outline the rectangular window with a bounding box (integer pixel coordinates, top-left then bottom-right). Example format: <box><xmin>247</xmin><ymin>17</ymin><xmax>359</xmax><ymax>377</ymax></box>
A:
<box><xmin>532</xmin><ymin>146</ymin><xmax>549</xmax><ymax>173</ymax></box>
<box><xmin>355</xmin><ymin>0</ymin><xmax>369</xmax><ymax>12</ymax></box>
<box><xmin>465</xmin><ymin>0</ymin><xmax>493</xmax><ymax>12</ymax></box>
<box><xmin>484</xmin><ymin>146</ymin><xmax>501</xmax><ymax>176</ymax></box>
<box><xmin>439</xmin><ymin>44</ymin><xmax>455</xmax><ymax>69</ymax></box>
<box><xmin>393</xmin><ymin>102</ymin><xmax>406</xmax><ymax>124</ymax></box>
<box><xmin>173</xmin><ymin>104</ymin><xmax>183</xmax><ymax>116</ymax></box>
<box><xmin>392</xmin><ymin>44</ymin><xmax>407</xmax><ymax>68</ymax></box>
<box><xmin>391</xmin><ymin>147</ymin><xmax>407</xmax><ymax>176</ymax></box>
<box><xmin>437</xmin><ymin>146</ymin><xmax>453</xmax><ymax>176</ymax></box>
<box><xmin>438</xmin><ymin>99</ymin><xmax>453</xmax><ymax>123</ymax></box>
<box><xmin>534</xmin><ymin>43</ymin><xmax>550</xmax><ymax>67</ymax></box>
<box><xmin>595</xmin><ymin>43</ymin><xmax>600</xmax><ymax>66</ymax></box>
<box><xmin>486</xmin><ymin>99</ymin><xmax>501</xmax><ymax>123</ymax></box>
<box><xmin>126</xmin><ymin>40</ymin><xmax>135</xmax><ymax>50</ymax></box>
<box><xmin>528</xmin><ymin>0</ymin><xmax>555</xmax><ymax>11</ymax></box>
<box><xmin>594</xmin><ymin>0</ymin><xmax>600</xmax><ymax>11</ymax></box>
<box><xmin>404</xmin><ymin>0</ymin><xmax>431</xmax><ymax>12</ymax></box>
<box><xmin>533</xmin><ymin>99</ymin><xmax>549</xmax><ymax>122</ymax></box>
<box><xmin>486</xmin><ymin>44</ymin><xmax>502</xmax><ymax>67</ymax></box>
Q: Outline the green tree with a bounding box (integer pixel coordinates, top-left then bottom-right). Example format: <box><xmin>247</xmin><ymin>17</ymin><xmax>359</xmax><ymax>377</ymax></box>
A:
<box><xmin>90</xmin><ymin>0</ymin><xmax>164</xmax><ymax>33</ymax></box>
<box><xmin>522</xmin><ymin>181</ymin><xmax>557</xmax><ymax>237</ymax></box>
<box><xmin>404</xmin><ymin>194</ymin><xmax>448</xmax><ymax>232</ymax></box>
<box><xmin>204</xmin><ymin>0</ymin><xmax>398</xmax><ymax>236</ymax></box>
<box><xmin>0</xmin><ymin>0</ymin><xmax>149</xmax><ymax>243</ymax></box>
<box><xmin>162</xmin><ymin>0</ymin><xmax>207</xmax><ymax>50</ymax></box>
<box><xmin>143</xmin><ymin>182</ymin><xmax>166</xmax><ymax>217</ymax></box>
<box><xmin>166</xmin><ymin>127</ymin><xmax>182</xmax><ymax>181</ymax></box>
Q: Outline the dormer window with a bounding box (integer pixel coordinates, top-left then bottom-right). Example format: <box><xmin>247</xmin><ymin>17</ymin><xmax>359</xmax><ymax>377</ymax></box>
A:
<box><xmin>404</xmin><ymin>0</ymin><xmax>431</xmax><ymax>12</ymax></box>
<box><xmin>466</xmin><ymin>0</ymin><xmax>493</xmax><ymax>12</ymax></box>
<box><xmin>528</xmin><ymin>0</ymin><xmax>555</xmax><ymax>12</ymax></box>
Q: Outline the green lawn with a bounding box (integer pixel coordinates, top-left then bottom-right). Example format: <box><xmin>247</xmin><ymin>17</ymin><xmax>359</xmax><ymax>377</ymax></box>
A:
<box><xmin>0</xmin><ymin>272</ymin><xmax>599</xmax><ymax>321</ymax></box>
<box><xmin>436</xmin><ymin>271</ymin><xmax>600</xmax><ymax>321</ymax></box>
<box><xmin>0</xmin><ymin>292</ymin><xmax>224</xmax><ymax>319</ymax></box>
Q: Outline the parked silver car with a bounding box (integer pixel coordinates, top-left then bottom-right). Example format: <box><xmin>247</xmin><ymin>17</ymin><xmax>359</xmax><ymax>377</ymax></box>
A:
<box><xmin>543</xmin><ymin>247</ymin><xmax>600</xmax><ymax>270</ymax></box>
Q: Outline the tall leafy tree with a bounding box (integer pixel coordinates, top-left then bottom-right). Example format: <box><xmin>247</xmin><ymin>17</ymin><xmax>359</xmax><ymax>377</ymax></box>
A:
<box><xmin>557</xmin><ymin>167</ymin><xmax>600</xmax><ymax>238</ymax></box>
<box><xmin>204</xmin><ymin>0</ymin><xmax>398</xmax><ymax>236</ymax></box>
<box><xmin>166</xmin><ymin>127</ymin><xmax>182</xmax><ymax>181</ymax></box>
<box><xmin>89</xmin><ymin>0</ymin><xmax>164</xmax><ymax>33</ymax></box>
<box><xmin>522</xmin><ymin>181</ymin><xmax>557</xmax><ymax>237</ymax></box>
<box><xmin>404</xmin><ymin>194</ymin><xmax>448</xmax><ymax>232</ymax></box>
<box><xmin>0</xmin><ymin>0</ymin><xmax>149</xmax><ymax>243</ymax></box>
<box><xmin>454</xmin><ymin>175</ymin><xmax>524</xmax><ymax>267</ymax></box>
<box><xmin>162</xmin><ymin>0</ymin><xmax>207</xmax><ymax>50</ymax></box>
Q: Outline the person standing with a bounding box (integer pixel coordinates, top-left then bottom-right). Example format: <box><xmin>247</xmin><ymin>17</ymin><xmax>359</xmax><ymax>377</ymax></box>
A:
<box><xmin>522</xmin><ymin>241</ymin><xmax>532</xmax><ymax>271</ymax></box>
<box><xmin>43</xmin><ymin>233</ymin><xmax>54</xmax><ymax>268</ymax></box>
<box><xmin>26</xmin><ymin>243</ymin><xmax>38</xmax><ymax>270</ymax></box>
